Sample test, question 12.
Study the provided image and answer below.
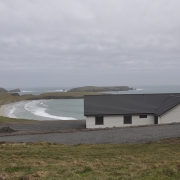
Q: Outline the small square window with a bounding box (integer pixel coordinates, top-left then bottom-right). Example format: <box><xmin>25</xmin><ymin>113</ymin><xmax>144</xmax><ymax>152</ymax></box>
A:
<box><xmin>95</xmin><ymin>116</ymin><xmax>104</xmax><ymax>125</ymax></box>
<box><xmin>124</xmin><ymin>116</ymin><xmax>132</xmax><ymax>124</ymax></box>
<box><xmin>139</xmin><ymin>115</ymin><xmax>147</xmax><ymax>118</ymax></box>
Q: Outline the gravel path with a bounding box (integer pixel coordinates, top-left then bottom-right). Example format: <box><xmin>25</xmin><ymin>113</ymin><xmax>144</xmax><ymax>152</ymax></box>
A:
<box><xmin>0</xmin><ymin>122</ymin><xmax>180</xmax><ymax>144</ymax></box>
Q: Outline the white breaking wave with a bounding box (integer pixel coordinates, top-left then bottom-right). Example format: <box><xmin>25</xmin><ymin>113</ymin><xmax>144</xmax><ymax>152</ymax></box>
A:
<box><xmin>40</xmin><ymin>100</ymin><xmax>50</xmax><ymax>107</ymax></box>
<box><xmin>22</xmin><ymin>91</ymin><xmax>35</xmax><ymax>92</ymax></box>
<box><xmin>48</xmin><ymin>90</ymin><xmax>63</xmax><ymax>92</ymax></box>
<box><xmin>8</xmin><ymin>102</ymin><xmax>25</xmax><ymax>118</ymax></box>
<box><xmin>47</xmin><ymin>89</ymin><xmax>67</xmax><ymax>92</ymax></box>
<box><xmin>8</xmin><ymin>106</ymin><xmax>17</xmax><ymax>118</ymax></box>
<box><xmin>24</xmin><ymin>100</ymin><xmax>76</xmax><ymax>120</ymax></box>
<box><xmin>136</xmin><ymin>89</ymin><xmax>143</xmax><ymax>91</ymax></box>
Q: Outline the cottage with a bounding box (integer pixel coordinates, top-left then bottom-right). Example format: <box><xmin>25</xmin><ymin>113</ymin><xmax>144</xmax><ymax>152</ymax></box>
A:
<box><xmin>84</xmin><ymin>94</ymin><xmax>180</xmax><ymax>128</ymax></box>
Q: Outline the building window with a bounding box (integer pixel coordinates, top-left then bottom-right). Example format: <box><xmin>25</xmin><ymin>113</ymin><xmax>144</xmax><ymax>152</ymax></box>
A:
<box><xmin>139</xmin><ymin>115</ymin><xmax>147</xmax><ymax>118</ymax></box>
<box><xmin>95</xmin><ymin>116</ymin><xmax>104</xmax><ymax>125</ymax></box>
<box><xmin>124</xmin><ymin>116</ymin><xmax>132</xmax><ymax>124</ymax></box>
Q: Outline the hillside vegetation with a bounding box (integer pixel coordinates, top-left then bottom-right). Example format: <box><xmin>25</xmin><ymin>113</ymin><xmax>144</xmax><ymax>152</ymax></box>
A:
<box><xmin>0</xmin><ymin>92</ymin><xmax>102</xmax><ymax>106</ymax></box>
<box><xmin>0</xmin><ymin>116</ymin><xmax>35</xmax><ymax>123</ymax></box>
<box><xmin>0</xmin><ymin>139</ymin><xmax>180</xmax><ymax>179</ymax></box>
<box><xmin>0</xmin><ymin>93</ymin><xmax>32</xmax><ymax>106</ymax></box>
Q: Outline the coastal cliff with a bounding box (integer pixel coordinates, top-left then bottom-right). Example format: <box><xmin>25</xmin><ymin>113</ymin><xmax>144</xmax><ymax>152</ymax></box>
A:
<box><xmin>0</xmin><ymin>88</ymin><xmax>21</xmax><ymax>93</ymax></box>
<box><xmin>0</xmin><ymin>88</ymin><xmax>8</xmax><ymax>93</ymax></box>
<box><xmin>69</xmin><ymin>86</ymin><xmax>134</xmax><ymax>92</ymax></box>
<box><xmin>8</xmin><ymin>88</ymin><xmax>21</xmax><ymax>93</ymax></box>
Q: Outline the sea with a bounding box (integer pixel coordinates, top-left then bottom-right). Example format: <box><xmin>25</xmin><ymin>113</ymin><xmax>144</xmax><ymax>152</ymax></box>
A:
<box><xmin>4</xmin><ymin>86</ymin><xmax>180</xmax><ymax>121</ymax></box>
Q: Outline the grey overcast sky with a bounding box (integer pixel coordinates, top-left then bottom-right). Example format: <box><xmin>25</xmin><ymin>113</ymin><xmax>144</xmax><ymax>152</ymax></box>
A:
<box><xmin>0</xmin><ymin>0</ymin><xmax>180</xmax><ymax>88</ymax></box>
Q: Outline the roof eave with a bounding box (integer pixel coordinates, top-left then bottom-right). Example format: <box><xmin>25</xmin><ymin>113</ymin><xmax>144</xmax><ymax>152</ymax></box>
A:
<box><xmin>84</xmin><ymin>112</ymin><xmax>154</xmax><ymax>116</ymax></box>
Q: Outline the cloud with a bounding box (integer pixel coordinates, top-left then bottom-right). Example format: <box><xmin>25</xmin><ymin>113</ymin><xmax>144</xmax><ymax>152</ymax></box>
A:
<box><xmin>0</xmin><ymin>0</ymin><xmax>180</xmax><ymax>87</ymax></box>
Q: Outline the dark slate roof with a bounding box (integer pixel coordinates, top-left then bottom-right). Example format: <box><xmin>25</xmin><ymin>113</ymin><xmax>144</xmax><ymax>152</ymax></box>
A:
<box><xmin>84</xmin><ymin>94</ymin><xmax>180</xmax><ymax>116</ymax></box>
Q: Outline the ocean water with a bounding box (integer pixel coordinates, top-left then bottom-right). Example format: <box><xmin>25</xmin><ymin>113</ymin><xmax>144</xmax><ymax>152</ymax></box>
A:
<box><xmin>5</xmin><ymin>85</ymin><xmax>180</xmax><ymax>120</ymax></box>
<box><xmin>106</xmin><ymin>85</ymin><xmax>180</xmax><ymax>94</ymax></box>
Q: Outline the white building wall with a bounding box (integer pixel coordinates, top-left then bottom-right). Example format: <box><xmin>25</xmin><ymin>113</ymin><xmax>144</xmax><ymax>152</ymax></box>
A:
<box><xmin>86</xmin><ymin>115</ymin><xmax>154</xmax><ymax>128</ymax></box>
<box><xmin>132</xmin><ymin>115</ymin><xmax>154</xmax><ymax>125</ymax></box>
<box><xmin>159</xmin><ymin>104</ymin><xmax>180</xmax><ymax>124</ymax></box>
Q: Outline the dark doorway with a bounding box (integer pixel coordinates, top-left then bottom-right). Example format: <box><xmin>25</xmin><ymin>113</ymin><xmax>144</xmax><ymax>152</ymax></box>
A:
<box><xmin>154</xmin><ymin>116</ymin><xmax>158</xmax><ymax>124</ymax></box>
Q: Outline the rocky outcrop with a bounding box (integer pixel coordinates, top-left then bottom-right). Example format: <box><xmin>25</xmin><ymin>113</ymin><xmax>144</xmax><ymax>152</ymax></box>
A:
<box><xmin>8</xmin><ymin>88</ymin><xmax>21</xmax><ymax>93</ymax></box>
<box><xmin>0</xmin><ymin>127</ymin><xmax>17</xmax><ymax>133</ymax></box>
<box><xmin>0</xmin><ymin>88</ymin><xmax>21</xmax><ymax>93</ymax></box>
<box><xmin>0</xmin><ymin>88</ymin><xmax>8</xmax><ymax>93</ymax></box>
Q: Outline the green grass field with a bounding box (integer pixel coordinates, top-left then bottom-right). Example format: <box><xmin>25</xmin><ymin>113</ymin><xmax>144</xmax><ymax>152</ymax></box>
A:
<box><xmin>0</xmin><ymin>139</ymin><xmax>180</xmax><ymax>180</ymax></box>
<box><xmin>0</xmin><ymin>116</ymin><xmax>35</xmax><ymax>123</ymax></box>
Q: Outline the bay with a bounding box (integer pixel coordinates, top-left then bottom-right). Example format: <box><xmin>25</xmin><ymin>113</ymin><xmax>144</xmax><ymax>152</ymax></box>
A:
<box><xmin>5</xmin><ymin>85</ymin><xmax>180</xmax><ymax>120</ymax></box>
<box><xmin>5</xmin><ymin>99</ymin><xmax>84</xmax><ymax>120</ymax></box>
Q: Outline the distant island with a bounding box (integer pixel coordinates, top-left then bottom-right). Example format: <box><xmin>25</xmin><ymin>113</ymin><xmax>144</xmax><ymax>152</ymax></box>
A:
<box><xmin>0</xmin><ymin>87</ymin><xmax>21</xmax><ymax>93</ymax></box>
<box><xmin>68</xmin><ymin>86</ymin><xmax>135</xmax><ymax>92</ymax></box>
<box><xmin>0</xmin><ymin>86</ymin><xmax>135</xmax><ymax>105</ymax></box>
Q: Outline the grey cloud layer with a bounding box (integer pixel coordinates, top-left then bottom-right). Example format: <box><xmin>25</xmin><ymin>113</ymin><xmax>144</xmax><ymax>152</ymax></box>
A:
<box><xmin>0</xmin><ymin>0</ymin><xmax>180</xmax><ymax>87</ymax></box>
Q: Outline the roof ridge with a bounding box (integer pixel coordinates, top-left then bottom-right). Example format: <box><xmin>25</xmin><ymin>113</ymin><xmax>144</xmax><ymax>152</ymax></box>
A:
<box><xmin>154</xmin><ymin>95</ymin><xmax>172</xmax><ymax>111</ymax></box>
<box><xmin>155</xmin><ymin>96</ymin><xmax>180</xmax><ymax>115</ymax></box>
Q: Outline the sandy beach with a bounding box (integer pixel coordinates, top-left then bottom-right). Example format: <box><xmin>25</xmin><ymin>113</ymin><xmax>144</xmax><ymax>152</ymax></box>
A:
<box><xmin>0</xmin><ymin>101</ymin><xmax>25</xmax><ymax>118</ymax></box>
<box><xmin>0</xmin><ymin>104</ymin><xmax>10</xmax><ymax>117</ymax></box>
<box><xmin>0</xmin><ymin>99</ymin><xmax>84</xmax><ymax>121</ymax></box>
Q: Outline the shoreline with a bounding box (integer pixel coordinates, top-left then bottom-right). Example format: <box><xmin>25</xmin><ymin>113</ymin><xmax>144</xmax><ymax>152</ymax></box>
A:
<box><xmin>0</xmin><ymin>100</ymin><xmax>84</xmax><ymax>121</ymax></box>
<box><xmin>0</xmin><ymin>104</ymin><xmax>10</xmax><ymax>117</ymax></box>
<box><xmin>0</xmin><ymin>101</ymin><xmax>26</xmax><ymax>118</ymax></box>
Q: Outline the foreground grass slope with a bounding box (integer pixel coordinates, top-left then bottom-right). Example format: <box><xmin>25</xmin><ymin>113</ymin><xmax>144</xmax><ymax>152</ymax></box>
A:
<box><xmin>0</xmin><ymin>139</ymin><xmax>180</xmax><ymax>180</ymax></box>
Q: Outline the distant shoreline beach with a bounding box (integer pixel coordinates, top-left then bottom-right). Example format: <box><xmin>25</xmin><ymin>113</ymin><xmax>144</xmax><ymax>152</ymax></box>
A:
<box><xmin>0</xmin><ymin>101</ymin><xmax>26</xmax><ymax>118</ymax></box>
<box><xmin>0</xmin><ymin>103</ymin><xmax>11</xmax><ymax>117</ymax></box>
<box><xmin>0</xmin><ymin>99</ymin><xmax>84</xmax><ymax>121</ymax></box>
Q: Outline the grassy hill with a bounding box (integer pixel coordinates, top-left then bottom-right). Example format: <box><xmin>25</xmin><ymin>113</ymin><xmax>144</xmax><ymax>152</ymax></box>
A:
<box><xmin>0</xmin><ymin>116</ymin><xmax>35</xmax><ymax>123</ymax></box>
<box><xmin>0</xmin><ymin>92</ymin><xmax>103</xmax><ymax>106</ymax></box>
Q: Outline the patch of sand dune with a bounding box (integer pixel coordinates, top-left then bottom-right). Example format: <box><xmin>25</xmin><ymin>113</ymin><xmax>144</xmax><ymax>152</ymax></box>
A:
<box><xmin>0</xmin><ymin>104</ymin><xmax>8</xmax><ymax>117</ymax></box>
